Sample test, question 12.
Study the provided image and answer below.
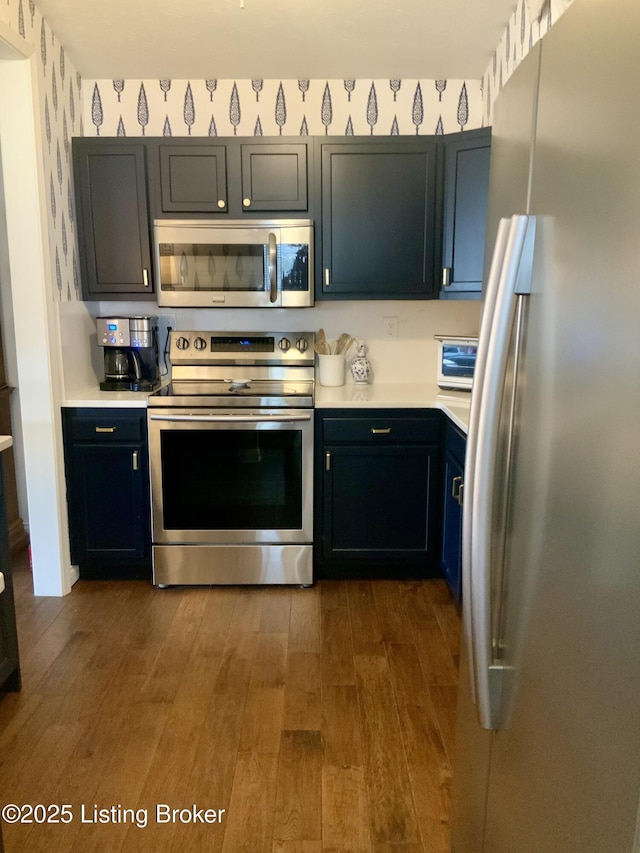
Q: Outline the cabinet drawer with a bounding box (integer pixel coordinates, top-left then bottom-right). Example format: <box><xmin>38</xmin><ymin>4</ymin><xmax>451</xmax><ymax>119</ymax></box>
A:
<box><xmin>323</xmin><ymin>416</ymin><xmax>440</xmax><ymax>444</ymax></box>
<box><xmin>65</xmin><ymin>410</ymin><xmax>144</xmax><ymax>442</ymax></box>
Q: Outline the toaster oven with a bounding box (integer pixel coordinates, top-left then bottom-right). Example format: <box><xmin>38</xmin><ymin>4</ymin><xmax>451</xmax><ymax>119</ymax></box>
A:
<box><xmin>435</xmin><ymin>335</ymin><xmax>478</xmax><ymax>390</ymax></box>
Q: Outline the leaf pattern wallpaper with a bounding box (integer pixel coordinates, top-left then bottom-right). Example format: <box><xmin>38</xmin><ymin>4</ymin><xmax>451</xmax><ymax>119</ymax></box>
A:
<box><xmin>0</xmin><ymin>0</ymin><xmax>576</xmax><ymax>302</ymax></box>
<box><xmin>81</xmin><ymin>78</ymin><xmax>482</xmax><ymax>138</ymax></box>
<box><xmin>1</xmin><ymin>0</ymin><xmax>82</xmax><ymax>303</ymax></box>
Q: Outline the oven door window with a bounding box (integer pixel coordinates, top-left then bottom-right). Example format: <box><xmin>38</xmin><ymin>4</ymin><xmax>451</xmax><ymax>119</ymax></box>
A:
<box><xmin>160</xmin><ymin>428</ymin><xmax>302</xmax><ymax>531</ymax></box>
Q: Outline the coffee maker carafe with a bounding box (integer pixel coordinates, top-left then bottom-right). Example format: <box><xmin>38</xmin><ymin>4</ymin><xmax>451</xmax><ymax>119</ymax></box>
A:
<box><xmin>97</xmin><ymin>316</ymin><xmax>160</xmax><ymax>392</ymax></box>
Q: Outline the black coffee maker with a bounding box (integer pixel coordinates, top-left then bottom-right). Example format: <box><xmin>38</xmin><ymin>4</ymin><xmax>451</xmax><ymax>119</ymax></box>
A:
<box><xmin>97</xmin><ymin>316</ymin><xmax>160</xmax><ymax>392</ymax></box>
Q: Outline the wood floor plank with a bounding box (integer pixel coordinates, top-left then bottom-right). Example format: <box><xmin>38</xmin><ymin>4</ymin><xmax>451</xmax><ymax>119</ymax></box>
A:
<box><xmin>372</xmin><ymin>582</ymin><xmax>416</xmax><ymax>644</ymax></box>
<box><xmin>413</xmin><ymin>620</ymin><xmax>459</xmax><ymax>687</ymax></box>
<box><xmin>240</xmin><ymin>686</ymin><xmax>285</xmax><ymax>754</ymax></box>
<box><xmin>321</xmin><ymin>685</ymin><xmax>364</xmax><ymax>768</ymax></box>
<box><xmin>354</xmin><ymin>655</ymin><xmax>421</xmax><ymax>846</ymax></box>
<box><xmin>321</xmin><ymin>764</ymin><xmax>372</xmax><ymax>852</ymax></box>
<box><xmin>429</xmin><ymin>685</ymin><xmax>459</xmax><ymax>762</ymax></box>
<box><xmin>214</xmin><ymin>631</ymin><xmax>259</xmax><ymax>694</ymax></box>
<box><xmin>260</xmin><ymin>588</ymin><xmax>293</xmax><ymax>633</ymax></box>
<box><xmin>232</xmin><ymin>590</ymin><xmax>265</xmax><ymax>632</ymax></box>
<box><xmin>288</xmin><ymin>588</ymin><xmax>322</xmax><ymax>654</ymax></box>
<box><xmin>273</xmin><ymin>730</ymin><xmax>323</xmax><ymax>843</ymax></box>
<box><xmin>432</xmin><ymin>602</ymin><xmax>461</xmax><ymax>667</ymax></box>
<box><xmin>282</xmin><ymin>651</ymin><xmax>321</xmax><ymax>731</ymax></box>
<box><xmin>170</xmin><ymin>690</ymin><xmax>248</xmax><ymax>852</ymax></box>
<box><xmin>396</xmin><ymin>702</ymin><xmax>453</xmax><ymax>853</ymax></box>
<box><xmin>321</xmin><ymin>606</ymin><xmax>355</xmax><ymax>687</ymax></box>
<box><xmin>221</xmin><ymin>752</ymin><xmax>279</xmax><ymax>853</ymax></box>
<box><xmin>347</xmin><ymin>581</ymin><xmax>385</xmax><ymax>656</ymax></box>
<box><xmin>250</xmin><ymin>632</ymin><xmax>288</xmax><ymax>688</ymax></box>
<box><xmin>397</xmin><ymin>582</ymin><xmax>438</xmax><ymax>624</ymax></box>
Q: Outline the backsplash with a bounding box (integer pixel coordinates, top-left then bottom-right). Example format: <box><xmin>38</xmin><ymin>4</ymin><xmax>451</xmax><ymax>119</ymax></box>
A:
<box><xmin>81</xmin><ymin>78</ymin><xmax>483</xmax><ymax>139</ymax></box>
<box><xmin>59</xmin><ymin>298</ymin><xmax>483</xmax><ymax>397</ymax></box>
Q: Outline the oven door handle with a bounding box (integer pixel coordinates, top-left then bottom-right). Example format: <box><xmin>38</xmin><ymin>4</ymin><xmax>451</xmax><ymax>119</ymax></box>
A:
<box><xmin>149</xmin><ymin>412</ymin><xmax>312</xmax><ymax>424</ymax></box>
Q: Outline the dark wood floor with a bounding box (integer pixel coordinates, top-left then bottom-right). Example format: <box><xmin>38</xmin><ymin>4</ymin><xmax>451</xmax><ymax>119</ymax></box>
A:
<box><xmin>0</xmin><ymin>551</ymin><xmax>460</xmax><ymax>852</ymax></box>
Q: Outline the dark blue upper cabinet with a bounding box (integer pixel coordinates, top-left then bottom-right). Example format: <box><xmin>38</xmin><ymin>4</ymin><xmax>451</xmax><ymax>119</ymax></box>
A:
<box><xmin>440</xmin><ymin>127</ymin><xmax>491</xmax><ymax>300</ymax></box>
<box><xmin>319</xmin><ymin>139</ymin><xmax>439</xmax><ymax>300</ymax></box>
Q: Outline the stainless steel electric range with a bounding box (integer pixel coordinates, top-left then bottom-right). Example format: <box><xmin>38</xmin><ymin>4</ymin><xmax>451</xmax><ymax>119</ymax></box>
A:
<box><xmin>147</xmin><ymin>331</ymin><xmax>315</xmax><ymax>586</ymax></box>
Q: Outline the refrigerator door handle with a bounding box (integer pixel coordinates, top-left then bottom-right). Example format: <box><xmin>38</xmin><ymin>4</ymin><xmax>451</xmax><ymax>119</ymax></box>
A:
<box><xmin>468</xmin><ymin>214</ymin><xmax>537</xmax><ymax>730</ymax></box>
<box><xmin>462</xmin><ymin>217</ymin><xmax>512</xmax><ymax>706</ymax></box>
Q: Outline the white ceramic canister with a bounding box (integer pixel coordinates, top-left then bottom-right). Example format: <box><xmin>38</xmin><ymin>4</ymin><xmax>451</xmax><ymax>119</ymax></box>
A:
<box><xmin>318</xmin><ymin>353</ymin><xmax>345</xmax><ymax>386</ymax></box>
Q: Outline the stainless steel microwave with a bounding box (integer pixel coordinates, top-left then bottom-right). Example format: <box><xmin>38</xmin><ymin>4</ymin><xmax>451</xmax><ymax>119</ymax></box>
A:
<box><xmin>154</xmin><ymin>219</ymin><xmax>314</xmax><ymax>308</ymax></box>
<box><xmin>435</xmin><ymin>335</ymin><xmax>478</xmax><ymax>390</ymax></box>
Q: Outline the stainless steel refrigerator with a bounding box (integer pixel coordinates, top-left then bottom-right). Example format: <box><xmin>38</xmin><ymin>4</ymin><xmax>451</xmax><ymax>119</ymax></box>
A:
<box><xmin>451</xmin><ymin>1</ymin><xmax>640</xmax><ymax>850</ymax></box>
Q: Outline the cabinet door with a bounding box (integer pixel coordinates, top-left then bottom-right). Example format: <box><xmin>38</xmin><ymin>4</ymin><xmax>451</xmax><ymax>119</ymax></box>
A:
<box><xmin>441</xmin><ymin>128</ymin><xmax>491</xmax><ymax>298</ymax></box>
<box><xmin>73</xmin><ymin>141</ymin><xmax>154</xmax><ymax>299</ymax></box>
<box><xmin>323</xmin><ymin>444</ymin><xmax>436</xmax><ymax>561</ymax></box>
<box><xmin>240</xmin><ymin>143</ymin><xmax>308</xmax><ymax>211</ymax></box>
<box><xmin>441</xmin><ymin>449</ymin><xmax>464</xmax><ymax>602</ymax></box>
<box><xmin>159</xmin><ymin>143</ymin><xmax>228</xmax><ymax>212</ymax></box>
<box><xmin>68</xmin><ymin>442</ymin><xmax>149</xmax><ymax>567</ymax></box>
<box><xmin>320</xmin><ymin>139</ymin><xmax>438</xmax><ymax>298</ymax></box>
<box><xmin>0</xmin><ymin>462</ymin><xmax>20</xmax><ymax>691</ymax></box>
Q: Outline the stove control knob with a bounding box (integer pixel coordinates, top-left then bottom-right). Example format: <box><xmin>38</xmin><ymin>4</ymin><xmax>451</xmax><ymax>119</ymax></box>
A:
<box><xmin>278</xmin><ymin>337</ymin><xmax>291</xmax><ymax>352</ymax></box>
<box><xmin>296</xmin><ymin>337</ymin><xmax>309</xmax><ymax>353</ymax></box>
<box><xmin>193</xmin><ymin>337</ymin><xmax>207</xmax><ymax>350</ymax></box>
<box><xmin>175</xmin><ymin>336</ymin><xmax>190</xmax><ymax>350</ymax></box>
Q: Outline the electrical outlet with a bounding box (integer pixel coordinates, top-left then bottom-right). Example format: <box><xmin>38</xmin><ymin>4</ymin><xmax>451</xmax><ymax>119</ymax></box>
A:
<box><xmin>383</xmin><ymin>316</ymin><xmax>399</xmax><ymax>340</ymax></box>
<box><xmin>157</xmin><ymin>313</ymin><xmax>176</xmax><ymax>344</ymax></box>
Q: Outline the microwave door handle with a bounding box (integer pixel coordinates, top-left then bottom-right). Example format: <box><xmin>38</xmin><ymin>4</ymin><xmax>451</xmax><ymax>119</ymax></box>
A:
<box><xmin>268</xmin><ymin>233</ymin><xmax>277</xmax><ymax>303</ymax></box>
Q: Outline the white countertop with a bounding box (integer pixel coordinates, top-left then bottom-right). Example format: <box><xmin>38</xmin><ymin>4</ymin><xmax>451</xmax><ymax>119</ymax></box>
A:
<box><xmin>316</xmin><ymin>382</ymin><xmax>471</xmax><ymax>433</ymax></box>
<box><xmin>0</xmin><ymin>435</ymin><xmax>13</xmax><ymax>453</ymax></box>
<box><xmin>62</xmin><ymin>382</ymin><xmax>471</xmax><ymax>432</ymax></box>
<box><xmin>61</xmin><ymin>388</ymin><xmax>156</xmax><ymax>409</ymax></box>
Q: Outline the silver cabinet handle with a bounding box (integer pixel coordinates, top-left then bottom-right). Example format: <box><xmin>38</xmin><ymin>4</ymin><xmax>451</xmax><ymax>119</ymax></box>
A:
<box><xmin>243</xmin><ymin>197</ymin><xmax>251</xmax><ymax>207</ymax></box>
<box><xmin>457</xmin><ymin>482</ymin><xmax>464</xmax><ymax>507</ymax></box>
<box><xmin>132</xmin><ymin>451</ymin><xmax>139</xmax><ymax>471</ymax></box>
<box><xmin>268</xmin><ymin>232</ymin><xmax>278</xmax><ymax>303</ymax></box>
<box><xmin>324</xmin><ymin>268</ymin><xmax>330</xmax><ymax>287</ymax></box>
<box><xmin>371</xmin><ymin>427</ymin><xmax>391</xmax><ymax>435</ymax></box>
<box><xmin>325</xmin><ymin>452</ymin><xmax>331</xmax><ymax>471</ymax></box>
<box><xmin>452</xmin><ymin>475</ymin><xmax>462</xmax><ymax>499</ymax></box>
<box><xmin>142</xmin><ymin>268</ymin><xmax>149</xmax><ymax>288</ymax></box>
<box><xmin>95</xmin><ymin>426</ymin><xmax>116</xmax><ymax>433</ymax></box>
<box><xmin>442</xmin><ymin>266</ymin><xmax>452</xmax><ymax>287</ymax></box>
<box><xmin>217</xmin><ymin>199</ymin><xmax>226</xmax><ymax>209</ymax></box>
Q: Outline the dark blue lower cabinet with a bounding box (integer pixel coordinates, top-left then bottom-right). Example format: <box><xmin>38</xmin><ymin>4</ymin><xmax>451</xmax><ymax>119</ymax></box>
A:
<box><xmin>62</xmin><ymin>408</ymin><xmax>151</xmax><ymax>580</ymax></box>
<box><xmin>440</xmin><ymin>421</ymin><xmax>466</xmax><ymax>602</ymax></box>
<box><xmin>314</xmin><ymin>409</ymin><xmax>441</xmax><ymax>579</ymax></box>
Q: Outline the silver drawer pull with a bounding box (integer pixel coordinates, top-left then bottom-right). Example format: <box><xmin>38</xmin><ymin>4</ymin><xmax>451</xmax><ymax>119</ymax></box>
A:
<box><xmin>132</xmin><ymin>451</ymin><xmax>139</xmax><ymax>471</ymax></box>
<box><xmin>95</xmin><ymin>426</ymin><xmax>116</xmax><ymax>433</ymax></box>
<box><xmin>371</xmin><ymin>427</ymin><xmax>391</xmax><ymax>435</ymax></box>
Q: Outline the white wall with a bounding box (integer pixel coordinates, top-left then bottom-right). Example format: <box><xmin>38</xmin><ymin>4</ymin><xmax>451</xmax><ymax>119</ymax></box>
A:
<box><xmin>0</xmin><ymin>28</ymin><xmax>74</xmax><ymax>595</ymax></box>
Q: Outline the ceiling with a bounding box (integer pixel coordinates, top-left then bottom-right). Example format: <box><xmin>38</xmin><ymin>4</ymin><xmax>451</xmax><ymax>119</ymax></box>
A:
<box><xmin>34</xmin><ymin>0</ymin><xmax>519</xmax><ymax>80</ymax></box>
